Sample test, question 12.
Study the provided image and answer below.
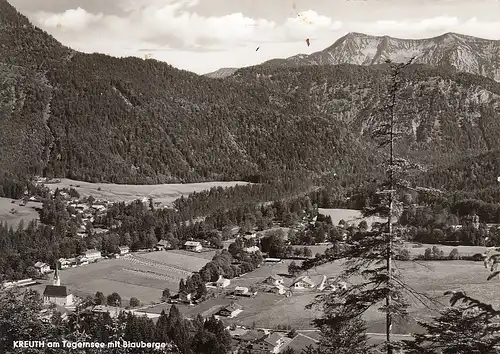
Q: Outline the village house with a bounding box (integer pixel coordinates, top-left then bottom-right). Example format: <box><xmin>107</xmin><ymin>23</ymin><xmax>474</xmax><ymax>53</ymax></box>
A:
<box><xmin>118</xmin><ymin>246</ymin><xmax>130</xmax><ymax>255</ymax></box>
<box><xmin>254</xmin><ymin>332</ymin><xmax>291</xmax><ymax>353</ymax></box>
<box><xmin>77</xmin><ymin>256</ymin><xmax>89</xmax><ymax>266</ymax></box>
<box><xmin>218</xmin><ymin>303</ymin><xmax>243</xmax><ymax>318</ymax></box>
<box><xmin>215</xmin><ymin>275</ymin><xmax>231</xmax><ymax>288</ymax></box>
<box><xmin>75</xmin><ymin>204</ymin><xmax>89</xmax><ymax>212</ymax></box>
<box><xmin>93</xmin><ymin>228</ymin><xmax>108</xmax><ymax>235</ymax></box>
<box><xmin>263</xmin><ymin>275</ymin><xmax>284</xmax><ymax>286</ymax></box>
<box><xmin>281</xmin><ymin>333</ymin><xmax>319</xmax><ymax>353</ymax></box>
<box><xmin>236</xmin><ymin>329</ymin><xmax>267</xmax><ymax>348</ymax></box>
<box><xmin>84</xmin><ymin>249</ymin><xmax>102</xmax><ymax>262</ymax></box>
<box><xmin>91</xmin><ymin>204</ymin><xmax>106</xmax><ymax>212</ymax></box>
<box><xmin>179</xmin><ymin>292</ymin><xmax>193</xmax><ymax>303</ymax></box>
<box><xmin>92</xmin><ymin>305</ymin><xmax>121</xmax><ymax>318</ymax></box>
<box><xmin>243</xmin><ymin>246</ymin><xmax>260</xmax><ymax>253</ymax></box>
<box><xmin>234</xmin><ymin>286</ymin><xmax>249</xmax><ymax>296</ymax></box>
<box><xmin>264</xmin><ymin>258</ymin><xmax>282</xmax><ymax>264</ymax></box>
<box><xmin>242</xmin><ymin>232</ymin><xmax>257</xmax><ymax>240</ymax></box>
<box><xmin>291</xmin><ymin>276</ymin><xmax>316</xmax><ymax>290</ymax></box>
<box><xmin>268</xmin><ymin>285</ymin><xmax>287</xmax><ymax>295</ymax></box>
<box><xmin>156</xmin><ymin>239</ymin><xmax>172</xmax><ymax>251</ymax></box>
<box><xmin>184</xmin><ymin>241</ymin><xmax>202</xmax><ymax>252</ymax></box>
<box><xmin>34</xmin><ymin>262</ymin><xmax>51</xmax><ymax>274</ymax></box>
<box><xmin>58</xmin><ymin>258</ymin><xmax>70</xmax><ymax>269</ymax></box>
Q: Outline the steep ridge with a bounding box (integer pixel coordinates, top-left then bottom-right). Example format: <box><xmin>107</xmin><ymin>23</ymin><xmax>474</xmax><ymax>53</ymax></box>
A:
<box><xmin>1</xmin><ymin>0</ymin><xmax>500</xmax><ymax>193</ymax></box>
<box><xmin>231</xmin><ymin>63</ymin><xmax>500</xmax><ymax>162</ymax></box>
<box><xmin>209</xmin><ymin>32</ymin><xmax>500</xmax><ymax>81</ymax></box>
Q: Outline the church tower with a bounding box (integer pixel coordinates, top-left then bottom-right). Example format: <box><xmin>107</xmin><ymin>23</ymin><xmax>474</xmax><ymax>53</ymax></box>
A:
<box><xmin>53</xmin><ymin>261</ymin><xmax>60</xmax><ymax>286</ymax></box>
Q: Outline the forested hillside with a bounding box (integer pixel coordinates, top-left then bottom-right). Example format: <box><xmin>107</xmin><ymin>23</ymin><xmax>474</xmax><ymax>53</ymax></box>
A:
<box><xmin>0</xmin><ymin>0</ymin><xmax>373</xmax><ymax>189</ymax></box>
<box><xmin>1</xmin><ymin>0</ymin><xmax>500</xmax><ymax>201</ymax></box>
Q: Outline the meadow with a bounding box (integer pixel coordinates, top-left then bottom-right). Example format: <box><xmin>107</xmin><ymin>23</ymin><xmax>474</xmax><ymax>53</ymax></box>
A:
<box><xmin>405</xmin><ymin>243</ymin><xmax>487</xmax><ymax>258</ymax></box>
<box><xmin>44</xmin><ymin>178</ymin><xmax>250</xmax><ymax>207</ymax></box>
<box><xmin>0</xmin><ymin>197</ymin><xmax>41</xmax><ymax>228</ymax></box>
<box><xmin>318</xmin><ymin>208</ymin><xmax>388</xmax><ymax>229</ymax></box>
<box><xmin>140</xmin><ymin>257</ymin><xmax>499</xmax><ymax>334</ymax></box>
<box><xmin>37</xmin><ymin>250</ymin><xmax>211</xmax><ymax>304</ymax></box>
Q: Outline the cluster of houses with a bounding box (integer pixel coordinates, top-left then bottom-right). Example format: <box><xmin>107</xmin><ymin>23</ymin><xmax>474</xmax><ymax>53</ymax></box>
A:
<box><xmin>155</xmin><ymin>239</ymin><xmax>203</xmax><ymax>253</ymax></box>
<box><xmin>225</xmin><ymin>327</ymin><xmax>319</xmax><ymax>353</ymax></box>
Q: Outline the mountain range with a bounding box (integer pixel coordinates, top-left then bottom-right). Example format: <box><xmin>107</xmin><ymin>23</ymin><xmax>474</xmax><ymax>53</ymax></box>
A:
<box><xmin>205</xmin><ymin>32</ymin><xmax>500</xmax><ymax>82</ymax></box>
<box><xmin>1</xmin><ymin>0</ymin><xmax>500</xmax><ymax>199</ymax></box>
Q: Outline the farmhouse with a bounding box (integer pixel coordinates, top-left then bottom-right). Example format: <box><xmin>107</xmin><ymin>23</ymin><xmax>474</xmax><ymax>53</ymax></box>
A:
<box><xmin>77</xmin><ymin>256</ymin><xmax>89</xmax><ymax>266</ymax></box>
<box><xmin>243</xmin><ymin>246</ymin><xmax>260</xmax><ymax>253</ymax></box>
<box><xmin>237</xmin><ymin>329</ymin><xmax>267</xmax><ymax>345</ymax></box>
<box><xmin>268</xmin><ymin>285</ymin><xmax>286</xmax><ymax>295</ymax></box>
<box><xmin>263</xmin><ymin>275</ymin><xmax>284</xmax><ymax>286</ymax></box>
<box><xmin>92</xmin><ymin>305</ymin><xmax>121</xmax><ymax>318</ymax></box>
<box><xmin>216</xmin><ymin>276</ymin><xmax>231</xmax><ymax>288</ymax></box>
<box><xmin>179</xmin><ymin>292</ymin><xmax>192</xmax><ymax>303</ymax></box>
<box><xmin>184</xmin><ymin>241</ymin><xmax>202</xmax><ymax>252</ymax></box>
<box><xmin>84</xmin><ymin>249</ymin><xmax>102</xmax><ymax>262</ymax></box>
<box><xmin>234</xmin><ymin>286</ymin><xmax>249</xmax><ymax>296</ymax></box>
<box><xmin>118</xmin><ymin>246</ymin><xmax>130</xmax><ymax>255</ymax></box>
<box><xmin>75</xmin><ymin>204</ymin><xmax>89</xmax><ymax>211</ymax></box>
<box><xmin>281</xmin><ymin>333</ymin><xmax>319</xmax><ymax>353</ymax></box>
<box><xmin>156</xmin><ymin>239</ymin><xmax>172</xmax><ymax>250</ymax></box>
<box><xmin>242</xmin><ymin>232</ymin><xmax>257</xmax><ymax>240</ymax></box>
<box><xmin>292</xmin><ymin>276</ymin><xmax>316</xmax><ymax>289</ymax></box>
<box><xmin>43</xmin><ymin>286</ymin><xmax>74</xmax><ymax>307</ymax></box>
<box><xmin>218</xmin><ymin>303</ymin><xmax>243</xmax><ymax>318</ymax></box>
<box><xmin>91</xmin><ymin>204</ymin><xmax>106</xmax><ymax>212</ymax></box>
<box><xmin>34</xmin><ymin>262</ymin><xmax>50</xmax><ymax>274</ymax></box>
<box><xmin>254</xmin><ymin>332</ymin><xmax>291</xmax><ymax>353</ymax></box>
<box><xmin>58</xmin><ymin>258</ymin><xmax>70</xmax><ymax>269</ymax></box>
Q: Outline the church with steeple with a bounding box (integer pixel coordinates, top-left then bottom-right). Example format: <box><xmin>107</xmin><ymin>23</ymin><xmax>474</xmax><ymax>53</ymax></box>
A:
<box><xmin>42</xmin><ymin>262</ymin><xmax>74</xmax><ymax>307</ymax></box>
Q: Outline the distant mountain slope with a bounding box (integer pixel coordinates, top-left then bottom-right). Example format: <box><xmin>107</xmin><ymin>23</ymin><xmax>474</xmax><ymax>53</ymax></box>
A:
<box><xmin>231</xmin><ymin>63</ymin><xmax>500</xmax><ymax>161</ymax></box>
<box><xmin>204</xmin><ymin>67</ymin><xmax>238</xmax><ymax>78</ymax></box>
<box><xmin>0</xmin><ymin>0</ymin><xmax>373</xmax><ymax>185</ymax></box>
<box><xmin>1</xmin><ymin>0</ymin><xmax>500</xmax><ymax>195</ymax></box>
<box><xmin>208</xmin><ymin>32</ymin><xmax>500</xmax><ymax>81</ymax></box>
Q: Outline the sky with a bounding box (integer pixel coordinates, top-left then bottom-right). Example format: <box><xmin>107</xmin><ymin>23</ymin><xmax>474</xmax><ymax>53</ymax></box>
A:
<box><xmin>10</xmin><ymin>0</ymin><xmax>500</xmax><ymax>75</ymax></box>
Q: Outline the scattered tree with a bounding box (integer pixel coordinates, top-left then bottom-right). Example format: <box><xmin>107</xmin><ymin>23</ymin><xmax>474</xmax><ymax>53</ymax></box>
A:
<box><xmin>107</xmin><ymin>292</ymin><xmax>122</xmax><ymax>307</ymax></box>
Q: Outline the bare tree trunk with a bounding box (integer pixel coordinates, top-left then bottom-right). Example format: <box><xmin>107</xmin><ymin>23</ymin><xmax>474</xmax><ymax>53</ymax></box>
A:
<box><xmin>386</xmin><ymin>63</ymin><xmax>398</xmax><ymax>354</ymax></box>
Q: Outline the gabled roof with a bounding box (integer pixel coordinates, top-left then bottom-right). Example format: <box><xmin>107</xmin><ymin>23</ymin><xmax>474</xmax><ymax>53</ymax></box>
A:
<box><xmin>184</xmin><ymin>241</ymin><xmax>201</xmax><ymax>246</ymax></box>
<box><xmin>267</xmin><ymin>274</ymin><xmax>283</xmax><ymax>281</ymax></box>
<box><xmin>293</xmin><ymin>276</ymin><xmax>315</xmax><ymax>286</ymax></box>
<box><xmin>238</xmin><ymin>329</ymin><xmax>266</xmax><ymax>342</ymax></box>
<box><xmin>282</xmin><ymin>333</ymin><xmax>319</xmax><ymax>352</ymax></box>
<box><xmin>34</xmin><ymin>261</ymin><xmax>48</xmax><ymax>268</ymax></box>
<box><xmin>43</xmin><ymin>285</ymin><xmax>69</xmax><ymax>297</ymax></box>
<box><xmin>157</xmin><ymin>239</ymin><xmax>171</xmax><ymax>246</ymax></box>
<box><xmin>263</xmin><ymin>332</ymin><xmax>285</xmax><ymax>346</ymax></box>
<box><xmin>223</xmin><ymin>303</ymin><xmax>243</xmax><ymax>312</ymax></box>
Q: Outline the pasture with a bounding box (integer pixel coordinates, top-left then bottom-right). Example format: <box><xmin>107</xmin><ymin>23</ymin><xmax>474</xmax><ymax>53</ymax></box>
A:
<box><xmin>44</xmin><ymin>178</ymin><xmax>250</xmax><ymax>207</ymax></box>
<box><xmin>141</xmin><ymin>257</ymin><xmax>499</xmax><ymax>334</ymax></box>
<box><xmin>0</xmin><ymin>197</ymin><xmax>41</xmax><ymax>228</ymax></box>
<box><xmin>45</xmin><ymin>250</ymin><xmax>211</xmax><ymax>304</ymax></box>
<box><xmin>250</xmin><ymin>259</ymin><xmax>498</xmax><ymax>333</ymax></box>
<box><xmin>405</xmin><ymin>243</ymin><xmax>487</xmax><ymax>258</ymax></box>
<box><xmin>318</xmin><ymin>208</ymin><xmax>388</xmax><ymax>229</ymax></box>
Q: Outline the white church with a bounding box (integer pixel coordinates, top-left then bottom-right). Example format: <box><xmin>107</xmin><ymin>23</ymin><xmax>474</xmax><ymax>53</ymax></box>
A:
<box><xmin>43</xmin><ymin>262</ymin><xmax>74</xmax><ymax>307</ymax></box>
